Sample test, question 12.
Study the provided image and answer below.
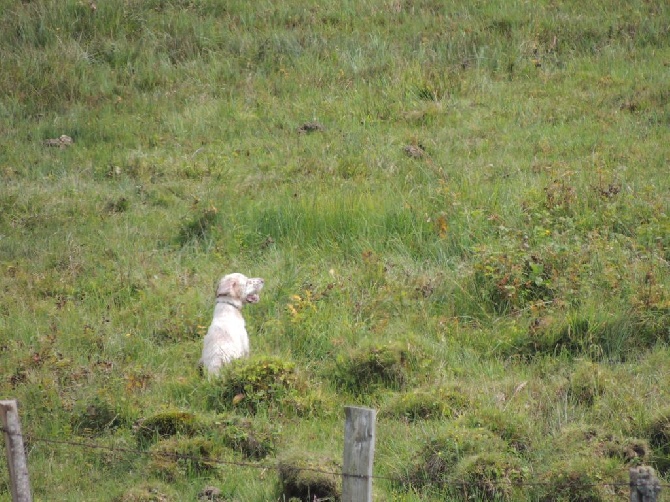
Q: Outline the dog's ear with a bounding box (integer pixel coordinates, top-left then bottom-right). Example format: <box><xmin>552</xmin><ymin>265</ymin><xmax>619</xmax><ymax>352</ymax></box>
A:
<box><xmin>217</xmin><ymin>276</ymin><xmax>240</xmax><ymax>298</ymax></box>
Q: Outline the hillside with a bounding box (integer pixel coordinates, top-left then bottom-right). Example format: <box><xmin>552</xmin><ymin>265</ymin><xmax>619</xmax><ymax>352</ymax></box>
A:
<box><xmin>1</xmin><ymin>1</ymin><xmax>669</xmax><ymax>500</ymax></box>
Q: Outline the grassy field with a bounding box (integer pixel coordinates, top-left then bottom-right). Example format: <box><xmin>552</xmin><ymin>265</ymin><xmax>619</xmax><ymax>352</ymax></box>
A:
<box><xmin>1</xmin><ymin>0</ymin><xmax>669</xmax><ymax>500</ymax></box>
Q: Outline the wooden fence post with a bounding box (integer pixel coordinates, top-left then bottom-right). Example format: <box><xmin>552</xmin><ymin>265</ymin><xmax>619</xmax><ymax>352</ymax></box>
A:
<box><xmin>630</xmin><ymin>466</ymin><xmax>661</xmax><ymax>502</ymax></box>
<box><xmin>342</xmin><ymin>406</ymin><xmax>376</xmax><ymax>502</ymax></box>
<box><xmin>1</xmin><ymin>400</ymin><xmax>32</xmax><ymax>502</ymax></box>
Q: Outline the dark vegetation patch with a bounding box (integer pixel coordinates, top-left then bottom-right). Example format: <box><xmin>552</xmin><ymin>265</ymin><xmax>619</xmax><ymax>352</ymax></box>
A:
<box><xmin>645</xmin><ymin>408</ymin><xmax>670</xmax><ymax>475</ymax></box>
<box><xmin>177</xmin><ymin>206</ymin><xmax>220</xmax><ymax>245</ymax></box>
<box><xmin>71</xmin><ymin>395</ymin><xmax>127</xmax><ymax>436</ymax></box>
<box><xmin>211</xmin><ymin>415</ymin><xmax>277</xmax><ymax>460</ymax></box>
<box><xmin>277</xmin><ymin>451</ymin><xmax>341</xmax><ymax>502</ymax></box>
<box><xmin>331</xmin><ymin>342</ymin><xmax>418</xmax><ymax>394</ymax></box>
<box><xmin>535</xmin><ymin>456</ymin><xmax>625</xmax><ymax>502</ymax></box>
<box><xmin>134</xmin><ymin>410</ymin><xmax>201</xmax><ymax>447</ymax></box>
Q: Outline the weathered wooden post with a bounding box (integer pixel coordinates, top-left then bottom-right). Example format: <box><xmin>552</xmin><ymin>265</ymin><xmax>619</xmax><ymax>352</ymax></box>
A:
<box><xmin>342</xmin><ymin>406</ymin><xmax>376</xmax><ymax>502</ymax></box>
<box><xmin>1</xmin><ymin>400</ymin><xmax>32</xmax><ymax>502</ymax></box>
<box><xmin>630</xmin><ymin>466</ymin><xmax>661</xmax><ymax>502</ymax></box>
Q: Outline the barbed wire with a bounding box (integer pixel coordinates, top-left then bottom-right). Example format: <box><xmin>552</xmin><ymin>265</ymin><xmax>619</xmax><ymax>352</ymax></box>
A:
<box><xmin>1</xmin><ymin>426</ymin><xmax>376</xmax><ymax>481</ymax></box>
<box><xmin>2</xmin><ymin>425</ymin><xmax>669</xmax><ymax>494</ymax></box>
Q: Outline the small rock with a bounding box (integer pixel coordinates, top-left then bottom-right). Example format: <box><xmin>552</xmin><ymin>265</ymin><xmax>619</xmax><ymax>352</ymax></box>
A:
<box><xmin>403</xmin><ymin>144</ymin><xmax>425</xmax><ymax>159</ymax></box>
<box><xmin>198</xmin><ymin>485</ymin><xmax>222</xmax><ymax>501</ymax></box>
<box><xmin>297</xmin><ymin>121</ymin><xmax>325</xmax><ymax>134</ymax></box>
<box><xmin>44</xmin><ymin>135</ymin><xmax>74</xmax><ymax>148</ymax></box>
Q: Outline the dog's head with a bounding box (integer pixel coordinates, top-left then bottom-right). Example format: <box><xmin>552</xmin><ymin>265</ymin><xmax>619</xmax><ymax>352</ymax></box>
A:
<box><xmin>216</xmin><ymin>273</ymin><xmax>264</xmax><ymax>308</ymax></box>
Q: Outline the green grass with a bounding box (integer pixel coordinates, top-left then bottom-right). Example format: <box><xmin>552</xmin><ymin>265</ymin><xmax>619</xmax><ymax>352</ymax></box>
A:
<box><xmin>1</xmin><ymin>0</ymin><xmax>669</xmax><ymax>500</ymax></box>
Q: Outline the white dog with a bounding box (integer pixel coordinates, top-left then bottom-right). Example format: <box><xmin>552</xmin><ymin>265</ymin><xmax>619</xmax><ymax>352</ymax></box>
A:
<box><xmin>200</xmin><ymin>273</ymin><xmax>264</xmax><ymax>376</ymax></box>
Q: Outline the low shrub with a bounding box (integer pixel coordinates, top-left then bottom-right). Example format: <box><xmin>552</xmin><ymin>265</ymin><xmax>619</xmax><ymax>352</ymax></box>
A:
<box><xmin>473</xmin><ymin>248</ymin><xmax>556</xmax><ymax>315</ymax></box>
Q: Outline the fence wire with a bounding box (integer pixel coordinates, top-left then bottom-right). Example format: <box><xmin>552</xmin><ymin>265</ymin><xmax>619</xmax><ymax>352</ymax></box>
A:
<box><xmin>2</xmin><ymin>425</ymin><xmax>669</xmax><ymax>495</ymax></box>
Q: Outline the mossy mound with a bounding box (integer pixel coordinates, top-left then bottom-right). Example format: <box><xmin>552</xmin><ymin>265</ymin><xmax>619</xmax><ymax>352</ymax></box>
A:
<box><xmin>332</xmin><ymin>342</ymin><xmax>418</xmax><ymax>393</ymax></box>
<box><xmin>71</xmin><ymin>395</ymin><xmax>125</xmax><ymax>436</ymax></box>
<box><xmin>508</xmin><ymin>312</ymin><xmax>669</xmax><ymax>361</ymax></box>
<box><xmin>149</xmin><ymin>437</ymin><xmax>220</xmax><ymax>481</ymax></box>
<box><xmin>567</xmin><ymin>361</ymin><xmax>613</xmax><ymax>406</ymax></box>
<box><xmin>134</xmin><ymin>410</ymin><xmax>200</xmax><ymax>447</ymax></box>
<box><xmin>206</xmin><ymin>356</ymin><xmax>315</xmax><ymax>416</ymax></box>
<box><xmin>646</xmin><ymin>407</ymin><xmax>670</xmax><ymax>474</ymax></box>
<box><xmin>401</xmin><ymin>426</ymin><xmax>510</xmax><ymax>489</ymax></box>
<box><xmin>456</xmin><ymin>408</ymin><xmax>533</xmax><ymax>454</ymax></box>
<box><xmin>113</xmin><ymin>482</ymin><xmax>176</xmax><ymax>502</ymax></box>
<box><xmin>555</xmin><ymin>424</ymin><xmax>648</xmax><ymax>466</ymax></box>
<box><xmin>535</xmin><ymin>456</ymin><xmax>625</xmax><ymax>502</ymax></box>
<box><xmin>212</xmin><ymin>415</ymin><xmax>277</xmax><ymax>460</ymax></box>
<box><xmin>451</xmin><ymin>452</ymin><xmax>525</xmax><ymax>501</ymax></box>
<box><xmin>602</xmin><ymin>437</ymin><xmax>649</xmax><ymax>465</ymax></box>
<box><xmin>381</xmin><ymin>386</ymin><xmax>471</xmax><ymax>421</ymax></box>
<box><xmin>277</xmin><ymin>451</ymin><xmax>341</xmax><ymax>502</ymax></box>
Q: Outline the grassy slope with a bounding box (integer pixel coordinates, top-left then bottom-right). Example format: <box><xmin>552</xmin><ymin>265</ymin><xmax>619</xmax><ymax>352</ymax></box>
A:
<box><xmin>0</xmin><ymin>0</ymin><xmax>669</xmax><ymax>500</ymax></box>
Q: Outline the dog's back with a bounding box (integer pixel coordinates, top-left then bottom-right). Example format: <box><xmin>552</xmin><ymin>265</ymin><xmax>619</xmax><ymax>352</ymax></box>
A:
<box><xmin>200</xmin><ymin>304</ymin><xmax>248</xmax><ymax>375</ymax></box>
<box><xmin>200</xmin><ymin>273</ymin><xmax>263</xmax><ymax>376</ymax></box>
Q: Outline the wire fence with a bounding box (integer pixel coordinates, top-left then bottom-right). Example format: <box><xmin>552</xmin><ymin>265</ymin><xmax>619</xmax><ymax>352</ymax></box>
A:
<box><xmin>3</xmin><ymin>424</ymin><xmax>669</xmax><ymax>499</ymax></box>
